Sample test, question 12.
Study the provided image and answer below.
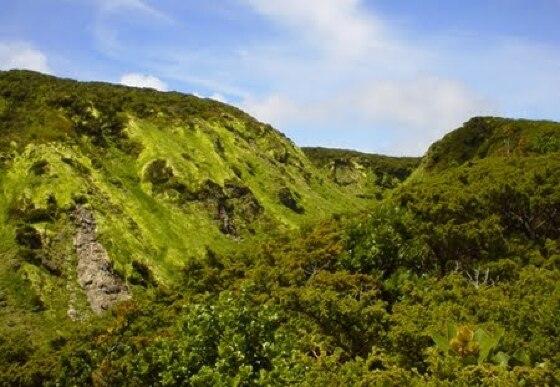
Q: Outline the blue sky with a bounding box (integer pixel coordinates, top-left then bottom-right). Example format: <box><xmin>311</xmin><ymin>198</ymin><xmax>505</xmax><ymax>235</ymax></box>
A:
<box><xmin>1</xmin><ymin>1</ymin><xmax>559</xmax><ymax>155</ymax></box>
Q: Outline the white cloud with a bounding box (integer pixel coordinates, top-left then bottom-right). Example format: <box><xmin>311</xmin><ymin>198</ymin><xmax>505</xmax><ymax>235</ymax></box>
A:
<box><xmin>354</xmin><ymin>77</ymin><xmax>491</xmax><ymax>130</ymax></box>
<box><xmin>120</xmin><ymin>73</ymin><xmax>168</xmax><ymax>91</ymax></box>
<box><xmin>81</xmin><ymin>1</ymin><xmax>559</xmax><ymax>155</ymax></box>
<box><xmin>237</xmin><ymin>0</ymin><xmax>505</xmax><ymax>155</ymax></box>
<box><xmin>352</xmin><ymin>77</ymin><xmax>495</xmax><ymax>154</ymax></box>
<box><xmin>242</xmin><ymin>0</ymin><xmax>386</xmax><ymax>60</ymax></box>
<box><xmin>208</xmin><ymin>93</ymin><xmax>228</xmax><ymax>103</ymax></box>
<box><xmin>192</xmin><ymin>92</ymin><xmax>228</xmax><ymax>103</ymax></box>
<box><xmin>242</xmin><ymin>94</ymin><xmax>301</xmax><ymax>125</ymax></box>
<box><xmin>0</xmin><ymin>42</ymin><xmax>51</xmax><ymax>73</ymax></box>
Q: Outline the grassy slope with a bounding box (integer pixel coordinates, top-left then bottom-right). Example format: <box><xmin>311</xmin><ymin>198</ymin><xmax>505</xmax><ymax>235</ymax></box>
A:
<box><xmin>0</xmin><ymin>70</ymin><xmax>363</xmax><ymax>268</ymax></box>
<box><xmin>0</xmin><ymin>70</ymin><xmax>370</xmax><ymax>355</ymax></box>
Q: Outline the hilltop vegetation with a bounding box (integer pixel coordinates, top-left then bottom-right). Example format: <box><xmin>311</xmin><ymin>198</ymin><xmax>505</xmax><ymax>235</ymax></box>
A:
<box><xmin>1</xmin><ymin>72</ymin><xmax>560</xmax><ymax>385</ymax></box>
<box><xmin>423</xmin><ymin>116</ymin><xmax>560</xmax><ymax>170</ymax></box>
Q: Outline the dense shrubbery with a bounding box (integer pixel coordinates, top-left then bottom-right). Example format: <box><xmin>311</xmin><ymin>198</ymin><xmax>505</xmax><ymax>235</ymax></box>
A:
<box><xmin>303</xmin><ymin>147</ymin><xmax>420</xmax><ymax>194</ymax></box>
<box><xmin>341</xmin><ymin>154</ymin><xmax>560</xmax><ymax>277</ymax></box>
<box><xmin>0</xmin><ymin>69</ymin><xmax>259</xmax><ymax>151</ymax></box>
<box><xmin>423</xmin><ymin>116</ymin><xmax>560</xmax><ymax>170</ymax></box>
<box><xmin>12</xmin><ymin>179</ymin><xmax>558</xmax><ymax>385</ymax></box>
<box><xmin>40</xmin><ymin>210</ymin><xmax>560</xmax><ymax>385</ymax></box>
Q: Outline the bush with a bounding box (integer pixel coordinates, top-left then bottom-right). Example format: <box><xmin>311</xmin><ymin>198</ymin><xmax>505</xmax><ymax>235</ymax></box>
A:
<box><xmin>278</xmin><ymin>187</ymin><xmax>304</xmax><ymax>213</ymax></box>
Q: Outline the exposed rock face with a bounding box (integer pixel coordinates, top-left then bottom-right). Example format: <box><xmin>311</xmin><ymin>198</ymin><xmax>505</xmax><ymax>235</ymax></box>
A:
<box><xmin>331</xmin><ymin>159</ymin><xmax>362</xmax><ymax>186</ymax></box>
<box><xmin>73</xmin><ymin>205</ymin><xmax>130</xmax><ymax>314</ymax></box>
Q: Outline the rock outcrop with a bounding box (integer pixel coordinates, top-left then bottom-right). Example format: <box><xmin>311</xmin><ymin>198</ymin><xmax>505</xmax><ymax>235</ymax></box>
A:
<box><xmin>73</xmin><ymin>205</ymin><xmax>130</xmax><ymax>314</ymax></box>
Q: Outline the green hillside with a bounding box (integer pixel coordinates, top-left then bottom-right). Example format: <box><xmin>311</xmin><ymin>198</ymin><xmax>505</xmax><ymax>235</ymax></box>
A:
<box><xmin>303</xmin><ymin>147</ymin><xmax>420</xmax><ymax>198</ymax></box>
<box><xmin>0</xmin><ymin>70</ymin><xmax>366</xmax><ymax>286</ymax></box>
<box><xmin>1</xmin><ymin>71</ymin><xmax>560</xmax><ymax>385</ymax></box>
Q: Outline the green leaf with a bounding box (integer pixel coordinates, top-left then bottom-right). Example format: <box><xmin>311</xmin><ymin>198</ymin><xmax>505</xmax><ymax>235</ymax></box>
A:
<box><xmin>431</xmin><ymin>323</ymin><xmax>456</xmax><ymax>353</ymax></box>
<box><xmin>512</xmin><ymin>348</ymin><xmax>532</xmax><ymax>366</ymax></box>
<box><xmin>474</xmin><ymin>326</ymin><xmax>504</xmax><ymax>364</ymax></box>
<box><xmin>492</xmin><ymin>351</ymin><xmax>510</xmax><ymax>367</ymax></box>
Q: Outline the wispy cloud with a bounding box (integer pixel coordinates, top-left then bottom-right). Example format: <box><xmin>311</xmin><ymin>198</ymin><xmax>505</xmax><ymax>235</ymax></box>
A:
<box><xmin>0</xmin><ymin>41</ymin><xmax>51</xmax><ymax>73</ymax></box>
<box><xmin>93</xmin><ymin>0</ymin><xmax>172</xmax><ymax>22</ymax></box>
<box><xmin>120</xmin><ymin>73</ymin><xmax>168</xmax><ymax>91</ymax></box>
<box><xmin>208</xmin><ymin>93</ymin><xmax>227</xmax><ymax>103</ymax></box>
<box><xmin>237</xmin><ymin>0</ymin><xmax>495</xmax><ymax>154</ymax></box>
<box><xmin>242</xmin><ymin>76</ymin><xmax>494</xmax><ymax>155</ymax></box>
<box><xmin>234</xmin><ymin>1</ymin><xmax>560</xmax><ymax>154</ymax></box>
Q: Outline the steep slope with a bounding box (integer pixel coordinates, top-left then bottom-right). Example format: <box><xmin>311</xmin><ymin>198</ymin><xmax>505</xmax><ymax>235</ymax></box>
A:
<box><xmin>303</xmin><ymin>147</ymin><xmax>420</xmax><ymax>198</ymax></box>
<box><xmin>3</xmin><ymin>70</ymin><xmax>560</xmax><ymax>385</ymax></box>
<box><xmin>0</xmin><ymin>70</ymin><xmax>367</xmax><ymax>316</ymax></box>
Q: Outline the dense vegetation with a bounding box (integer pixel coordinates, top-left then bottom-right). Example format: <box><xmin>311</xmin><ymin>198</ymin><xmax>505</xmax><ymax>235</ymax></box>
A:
<box><xmin>1</xmin><ymin>72</ymin><xmax>560</xmax><ymax>385</ymax></box>
<box><xmin>303</xmin><ymin>147</ymin><xmax>420</xmax><ymax>198</ymax></box>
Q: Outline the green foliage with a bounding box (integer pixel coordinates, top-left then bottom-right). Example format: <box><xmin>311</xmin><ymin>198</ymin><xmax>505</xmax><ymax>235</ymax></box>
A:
<box><xmin>423</xmin><ymin>116</ymin><xmax>560</xmax><ymax>170</ymax></box>
<box><xmin>1</xmin><ymin>70</ymin><xmax>560</xmax><ymax>385</ymax></box>
<box><xmin>303</xmin><ymin>146</ymin><xmax>420</xmax><ymax>197</ymax></box>
<box><xmin>432</xmin><ymin>323</ymin><xmax>504</xmax><ymax>365</ymax></box>
<box><xmin>356</xmin><ymin>153</ymin><xmax>560</xmax><ymax>275</ymax></box>
<box><xmin>0</xmin><ymin>69</ymin><xmax>367</xmax><ymax>284</ymax></box>
<box><xmin>303</xmin><ymin>147</ymin><xmax>420</xmax><ymax>182</ymax></box>
<box><xmin>342</xmin><ymin>205</ymin><xmax>427</xmax><ymax>276</ymax></box>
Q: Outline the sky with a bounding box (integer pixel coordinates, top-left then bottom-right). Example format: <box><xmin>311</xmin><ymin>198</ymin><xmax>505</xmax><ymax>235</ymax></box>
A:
<box><xmin>0</xmin><ymin>1</ymin><xmax>559</xmax><ymax>156</ymax></box>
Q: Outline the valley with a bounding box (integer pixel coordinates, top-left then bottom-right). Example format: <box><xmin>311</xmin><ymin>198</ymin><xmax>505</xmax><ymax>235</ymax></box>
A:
<box><xmin>1</xmin><ymin>71</ymin><xmax>559</xmax><ymax>385</ymax></box>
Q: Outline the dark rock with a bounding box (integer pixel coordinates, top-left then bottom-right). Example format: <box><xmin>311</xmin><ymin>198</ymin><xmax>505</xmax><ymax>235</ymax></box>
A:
<box><xmin>143</xmin><ymin>159</ymin><xmax>174</xmax><ymax>185</ymax></box>
<box><xmin>41</xmin><ymin>258</ymin><xmax>62</xmax><ymax>276</ymax></box>
<box><xmin>196</xmin><ymin>179</ymin><xmax>226</xmax><ymax>201</ymax></box>
<box><xmin>24</xmin><ymin>207</ymin><xmax>55</xmax><ymax>223</ymax></box>
<box><xmin>224</xmin><ymin>180</ymin><xmax>252</xmax><ymax>198</ymax></box>
<box><xmin>130</xmin><ymin>260</ymin><xmax>157</xmax><ymax>287</ymax></box>
<box><xmin>29</xmin><ymin>159</ymin><xmax>49</xmax><ymax>175</ymax></box>
<box><xmin>103</xmin><ymin>284</ymin><xmax>123</xmax><ymax>294</ymax></box>
<box><xmin>15</xmin><ymin>226</ymin><xmax>42</xmax><ymax>249</ymax></box>
<box><xmin>218</xmin><ymin>201</ymin><xmax>236</xmax><ymax>235</ymax></box>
